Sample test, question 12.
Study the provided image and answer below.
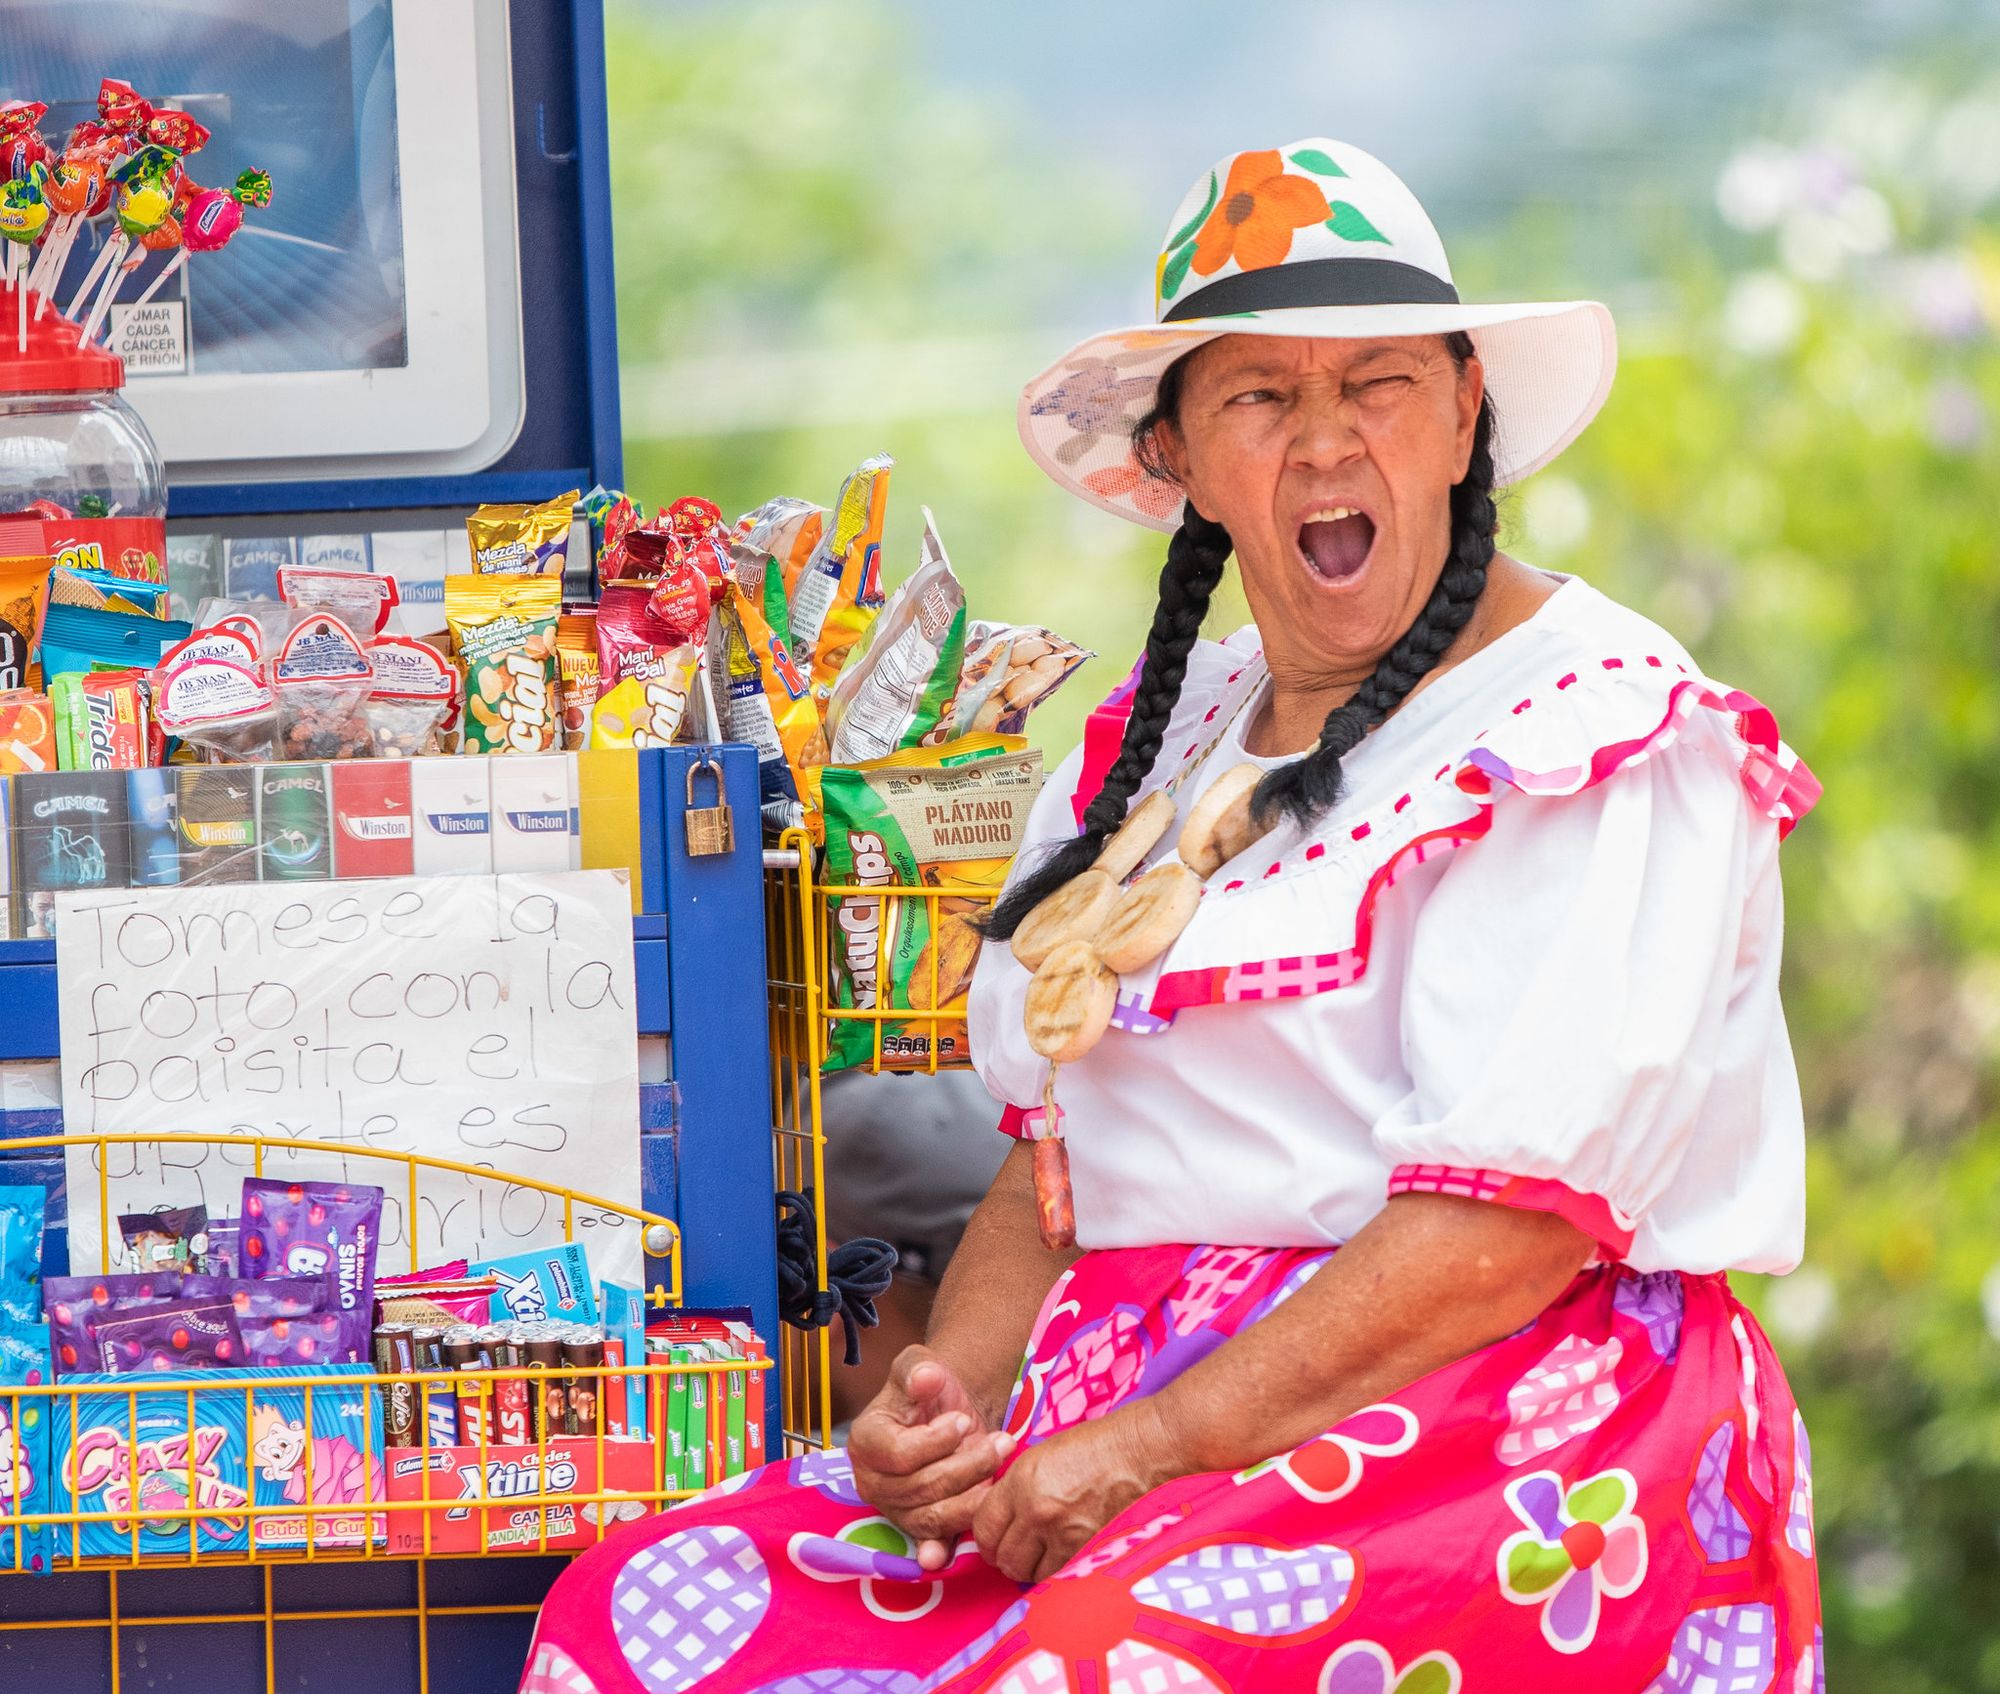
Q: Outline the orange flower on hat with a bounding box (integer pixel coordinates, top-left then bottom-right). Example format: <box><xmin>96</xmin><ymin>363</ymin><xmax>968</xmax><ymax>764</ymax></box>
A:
<box><xmin>1191</xmin><ymin>150</ymin><xmax>1331</xmax><ymax>277</ymax></box>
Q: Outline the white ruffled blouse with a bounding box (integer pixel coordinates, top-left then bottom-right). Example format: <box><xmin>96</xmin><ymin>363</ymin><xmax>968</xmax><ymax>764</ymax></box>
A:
<box><xmin>967</xmin><ymin>577</ymin><xmax>1821</xmax><ymax>1275</ymax></box>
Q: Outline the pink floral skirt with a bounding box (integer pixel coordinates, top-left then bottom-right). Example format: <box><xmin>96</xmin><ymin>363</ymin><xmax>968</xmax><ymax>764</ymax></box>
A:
<box><xmin>522</xmin><ymin>1245</ymin><xmax>1822</xmax><ymax>1694</ymax></box>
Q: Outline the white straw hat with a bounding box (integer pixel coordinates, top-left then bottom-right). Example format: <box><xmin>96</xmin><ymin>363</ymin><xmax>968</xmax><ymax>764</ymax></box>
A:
<box><xmin>1018</xmin><ymin>138</ymin><xmax>1618</xmax><ymax>531</ymax></box>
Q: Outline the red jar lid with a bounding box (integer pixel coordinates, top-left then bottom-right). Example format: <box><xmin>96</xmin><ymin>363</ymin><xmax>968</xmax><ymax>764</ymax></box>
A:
<box><xmin>0</xmin><ymin>284</ymin><xmax>125</xmax><ymax>394</ymax></box>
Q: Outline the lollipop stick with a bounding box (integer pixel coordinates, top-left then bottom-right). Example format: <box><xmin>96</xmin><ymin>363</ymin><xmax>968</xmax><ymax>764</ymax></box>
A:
<box><xmin>64</xmin><ymin>232</ymin><xmax>121</xmax><ymax>323</ymax></box>
<box><xmin>77</xmin><ymin>237</ymin><xmax>132</xmax><ymax>347</ymax></box>
<box><xmin>15</xmin><ymin>251</ymin><xmax>25</xmax><ymax>354</ymax></box>
<box><xmin>31</xmin><ymin>218</ymin><xmax>75</xmax><ymax>320</ymax></box>
<box><xmin>127</xmin><ymin>248</ymin><xmax>188</xmax><ymax>315</ymax></box>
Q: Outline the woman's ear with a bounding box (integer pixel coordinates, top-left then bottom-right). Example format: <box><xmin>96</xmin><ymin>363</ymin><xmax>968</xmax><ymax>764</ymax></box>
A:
<box><xmin>1453</xmin><ymin>354</ymin><xmax>1486</xmax><ymax>481</ymax></box>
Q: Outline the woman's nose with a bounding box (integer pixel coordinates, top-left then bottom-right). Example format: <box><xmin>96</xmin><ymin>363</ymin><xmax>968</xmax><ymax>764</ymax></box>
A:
<box><xmin>1286</xmin><ymin>392</ymin><xmax>1365</xmax><ymax>472</ymax></box>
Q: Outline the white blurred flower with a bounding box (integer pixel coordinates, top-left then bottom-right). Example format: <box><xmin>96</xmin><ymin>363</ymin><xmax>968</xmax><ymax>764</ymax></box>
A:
<box><xmin>1779</xmin><ymin>210</ymin><xmax>1850</xmax><ymax>282</ymax></box>
<box><xmin>1981</xmin><ymin>1264</ymin><xmax>2000</xmax><ymax>1343</ymax></box>
<box><xmin>1723</xmin><ymin>271</ymin><xmax>1806</xmax><ymax>356</ymax></box>
<box><xmin>1832</xmin><ymin>184</ymin><xmax>1895</xmax><ymax>256</ymax></box>
<box><xmin>1926</xmin><ymin>377</ymin><xmax>1987</xmax><ymax>453</ymax></box>
<box><xmin>1521</xmin><ymin>475</ymin><xmax>1591</xmax><ymax>556</ymax></box>
<box><xmin>1848</xmin><ymin>1544</ymin><xmax>1912</xmax><ymax>1610</ymax></box>
<box><xmin>1930</xmin><ymin>95</ymin><xmax>2000</xmax><ymax>207</ymax></box>
<box><xmin>1897</xmin><ymin>252</ymin><xmax>1989</xmax><ymax>342</ymax></box>
<box><xmin>1716</xmin><ymin>142</ymin><xmax>1799</xmax><ymax>232</ymax></box>
<box><xmin>1766</xmin><ymin>1265</ymin><xmax>1837</xmax><ymax>1346</ymax></box>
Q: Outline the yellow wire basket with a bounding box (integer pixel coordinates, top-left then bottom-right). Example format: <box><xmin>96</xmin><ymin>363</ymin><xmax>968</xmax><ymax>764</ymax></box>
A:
<box><xmin>0</xmin><ymin>1134</ymin><xmax>778</xmax><ymax>1582</ymax></box>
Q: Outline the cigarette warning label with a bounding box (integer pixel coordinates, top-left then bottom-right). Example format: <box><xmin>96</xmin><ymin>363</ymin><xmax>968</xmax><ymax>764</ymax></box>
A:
<box><xmin>110</xmin><ymin>301</ymin><xmax>189</xmax><ymax>376</ymax></box>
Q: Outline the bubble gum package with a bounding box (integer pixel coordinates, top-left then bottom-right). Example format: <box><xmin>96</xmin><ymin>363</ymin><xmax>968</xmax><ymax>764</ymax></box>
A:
<box><xmin>239</xmin><ymin>1309</ymin><xmax>364</xmax><ymax>1369</ymax></box>
<box><xmin>181</xmin><ymin>1275</ymin><xmax>321</xmax><ymax>1319</ymax></box>
<box><xmin>239</xmin><ymin>1179</ymin><xmax>383</xmax><ymax>1343</ymax></box>
<box><xmin>0</xmin><ymin>1186</ymin><xmax>44</xmax><ymax>1326</ymax></box>
<box><xmin>89</xmin><ymin>1296</ymin><xmax>244</xmax><ymax>1373</ymax></box>
<box><xmin>0</xmin><ymin>1324</ymin><xmax>52</xmax><ymax>1572</ymax></box>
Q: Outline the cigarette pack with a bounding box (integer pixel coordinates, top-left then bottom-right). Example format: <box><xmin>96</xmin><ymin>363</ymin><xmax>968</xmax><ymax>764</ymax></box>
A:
<box><xmin>383</xmin><ymin>1437</ymin><xmax>655</xmax><ymax>1556</ymax></box>
<box><xmin>409</xmin><ymin>755</ymin><xmax>493</xmax><ymax>877</ymax></box>
<box><xmin>126</xmin><ymin>767</ymin><xmax>180</xmax><ymax>887</ymax></box>
<box><xmin>299</xmin><ymin>535</ymin><xmax>372</xmax><ymax>572</ymax></box>
<box><xmin>489</xmin><ymin>752</ymin><xmax>580</xmax><ymax>873</ymax></box>
<box><xmin>257</xmin><ymin>763</ymin><xmax>333</xmax><ymax>882</ymax></box>
<box><xmin>13</xmin><ymin>770</ymin><xmax>131</xmax><ymax>935</ymax></box>
<box><xmin>330</xmin><ymin>759</ymin><xmax>415</xmax><ymax>878</ymax></box>
<box><xmin>467</xmin><ymin>1243</ymin><xmax>597</xmax><ymax>1327</ymax></box>
<box><xmin>175</xmin><ymin>766</ymin><xmax>259</xmax><ymax>885</ymax></box>
<box><xmin>222</xmin><ymin>535</ymin><xmax>296</xmax><ymax>602</ymax></box>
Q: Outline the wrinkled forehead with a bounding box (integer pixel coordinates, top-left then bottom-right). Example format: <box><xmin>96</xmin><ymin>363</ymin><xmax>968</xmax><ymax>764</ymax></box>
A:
<box><xmin>1186</xmin><ymin>332</ymin><xmax>1455</xmax><ymax>388</ymax></box>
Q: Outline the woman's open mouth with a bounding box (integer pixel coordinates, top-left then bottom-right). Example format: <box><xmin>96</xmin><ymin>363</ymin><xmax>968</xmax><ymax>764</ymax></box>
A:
<box><xmin>1296</xmin><ymin>506</ymin><xmax>1376</xmax><ymax>586</ymax></box>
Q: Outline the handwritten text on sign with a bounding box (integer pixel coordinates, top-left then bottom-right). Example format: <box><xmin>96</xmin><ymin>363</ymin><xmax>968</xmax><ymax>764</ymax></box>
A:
<box><xmin>55</xmin><ymin>870</ymin><xmax>642</xmax><ymax>1285</ymax></box>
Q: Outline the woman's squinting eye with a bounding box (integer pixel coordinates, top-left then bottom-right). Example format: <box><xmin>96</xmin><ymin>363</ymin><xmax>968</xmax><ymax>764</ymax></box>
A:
<box><xmin>1226</xmin><ymin>387</ymin><xmax>1282</xmax><ymax>406</ymax></box>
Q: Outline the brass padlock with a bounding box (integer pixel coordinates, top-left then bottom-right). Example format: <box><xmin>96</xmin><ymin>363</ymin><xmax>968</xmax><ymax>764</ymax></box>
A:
<box><xmin>684</xmin><ymin>756</ymin><xmax>735</xmax><ymax>857</ymax></box>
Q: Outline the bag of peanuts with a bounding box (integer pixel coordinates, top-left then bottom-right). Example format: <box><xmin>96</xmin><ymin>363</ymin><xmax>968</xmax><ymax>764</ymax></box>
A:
<box><xmin>445</xmin><ymin>574</ymin><xmax>562</xmax><ymax>754</ymax></box>
<box><xmin>819</xmin><ymin>736</ymin><xmax>1043</xmax><ymax>1073</ymax></box>
<box><xmin>592</xmin><ymin>584</ymin><xmax>700</xmax><ymax>749</ymax></box>
<box><xmin>941</xmin><ymin>623</ymin><xmax>1093</xmax><ymax>739</ymax></box>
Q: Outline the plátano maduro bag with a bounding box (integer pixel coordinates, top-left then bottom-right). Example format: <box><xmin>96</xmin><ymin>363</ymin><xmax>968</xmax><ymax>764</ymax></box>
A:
<box><xmin>820</xmin><ymin>739</ymin><xmax>1043</xmax><ymax>1072</ymax></box>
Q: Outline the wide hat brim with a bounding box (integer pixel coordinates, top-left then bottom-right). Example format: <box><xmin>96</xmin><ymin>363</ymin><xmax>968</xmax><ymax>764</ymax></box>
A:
<box><xmin>1017</xmin><ymin>298</ymin><xmax>1617</xmax><ymax>533</ymax></box>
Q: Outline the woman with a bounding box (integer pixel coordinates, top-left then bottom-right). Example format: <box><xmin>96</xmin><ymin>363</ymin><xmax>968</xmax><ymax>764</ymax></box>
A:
<box><xmin>524</xmin><ymin>139</ymin><xmax>1823</xmax><ymax>1694</ymax></box>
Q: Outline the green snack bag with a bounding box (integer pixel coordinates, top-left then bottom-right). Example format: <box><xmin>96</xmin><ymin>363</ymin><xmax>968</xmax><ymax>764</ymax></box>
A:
<box><xmin>820</xmin><ymin>740</ymin><xmax>1044</xmax><ymax>1072</ymax></box>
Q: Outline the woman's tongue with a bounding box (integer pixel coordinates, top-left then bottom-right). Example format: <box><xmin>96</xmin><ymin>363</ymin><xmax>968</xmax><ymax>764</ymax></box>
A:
<box><xmin>1299</xmin><ymin>512</ymin><xmax>1375</xmax><ymax>581</ymax></box>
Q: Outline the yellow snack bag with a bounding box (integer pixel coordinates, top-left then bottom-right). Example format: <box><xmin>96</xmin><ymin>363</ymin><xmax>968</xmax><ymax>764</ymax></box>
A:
<box><xmin>467</xmin><ymin>490</ymin><xmax>579</xmax><ymax>575</ymax></box>
<box><xmin>788</xmin><ymin>454</ymin><xmax>891</xmax><ymax>702</ymax></box>
<box><xmin>444</xmin><ymin>574</ymin><xmax>562</xmax><ymax>753</ymax></box>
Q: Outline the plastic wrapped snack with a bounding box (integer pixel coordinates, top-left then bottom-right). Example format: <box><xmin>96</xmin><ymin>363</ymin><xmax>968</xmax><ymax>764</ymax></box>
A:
<box><xmin>467</xmin><ymin>490</ymin><xmax>578</xmax><ymax>576</ymax></box>
<box><xmin>445</xmin><ymin>574</ymin><xmax>563</xmax><ymax>753</ymax></box>
<box><xmin>729</xmin><ymin>495</ymin><xmax>823</xmax><ymax>601</ymax></box>
<box><xmin>151</xmin><ymin>655</ymin><xmax>281</xmax><ymax>763</ymax></box>
<box><xmin>555</xmin><ymin>610</ymin><xmax>600</xmax><ymax>750</ymax></box>
<box><xmin>278</xmin><ymin>565</ymin><xmax>400</xmax><ymax>638</ymax></box>
<box><xmin>943</xmin><ymin>622</ymin><xmax>1094</xmax><ymax>739</ymax></box>
<box><xmin>789</xmin><ymin>454</ymin><xmax>890</xmax><ymax>700</ymax></box>
<box><xmin>593</xmin><ymin>585</ymin><xmax>699</xmax><ymax>749</ymax></box>
<box><xmin>273</xmin><ymin>613</ymin><xmax>376</xmax><ymax>760</ymax></box>
<box><xmin>363</xmin><ymin>634</ymin><xmax>456</xmax><ymax>756</ymax></box>
<box><xmin>820</xmin><ymin>738</ymin><xmax>1044</xmax><ymax>1072</ymax></box>
<box><xmin>825</xmin><ymin>509</ymin><xmax>967</xmax><ymax>766</ymax></box>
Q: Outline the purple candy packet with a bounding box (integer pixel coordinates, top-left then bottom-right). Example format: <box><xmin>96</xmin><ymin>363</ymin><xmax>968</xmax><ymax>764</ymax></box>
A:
<box><xmin>44</xmin><ymin>1273</ymin><xmax>184</xmax><ymax>1378</ymax></box>
<box><xmin>239</xmin><ymin>1179</ymin><xmax>383</xmax><ymax>1329</ymax></box>
<box><xmin>89</xmin><ymin>1297</ymin><xmax>244</xmax><ymax>1374</ymax></box>
<box><xmin>119</xmin><ymin>1205</ymin><xmax>209</xmax><ymax>1274</ymax></box>
<box><xmin>239</xmin><ymin>1308</ymin><xmax>369</xmax><ymax>1367</ymax></box>
<box><xmin>203</xmin><ymin>1217</ymin><xmax>242</xmax><ymax>1277</ymax></box>
<box><xmin>181</xmin><ymin>1275</ymin><xmax>323</xmax><ymax>1320</ymax></box>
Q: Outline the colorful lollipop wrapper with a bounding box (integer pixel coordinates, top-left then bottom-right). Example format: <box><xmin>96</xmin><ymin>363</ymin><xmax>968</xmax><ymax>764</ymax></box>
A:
<box><xmin>97</xmin><ymin>78</ymin><xmax>153</xmax><ymax>137</ymax></box>
<box><xmin>0</xmin><ymin>177</ymin><xmax>48</xmax><ymax>244</ymax></box>
<box><xmin>232</xmin><ymin>167</ymin><xmax>273</xmax><ymax>209</ymax></box>
<box><xmin>182</xmin><ymin>186</ymin><xmax>243</xmax><ymax>252</ymax></box>
<box><xmin>139</xmin><ymin>213</ymin><xmax>181</xmax><ymax>253</ymax></box>
<box><xmin>2</xmin><ymin>130</ymin><xmax>47</xmax><ymax>184</ymax></box>
<box><xmin>114</xmin><ymin>176</ymin><xmax>172</xmax><ymax>239</ymax></box>
<box><xmin>145</xmin><ymin>108</ymin><xmax>210</xmax><ymax>154</ymax></box>
<box><xmin>0</xmin><ymin>100</ymin><xmax>47</xmax><ymax>143</ymax></box>
<box><xmin>44</xmin><ymin>149</ymin><xmax>105</xmax><ymax>217</ymax></box>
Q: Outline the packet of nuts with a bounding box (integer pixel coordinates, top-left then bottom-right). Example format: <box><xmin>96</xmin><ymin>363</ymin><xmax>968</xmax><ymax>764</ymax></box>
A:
<box><xmin>364</xmin><ymin>634</ymin><xmax>456</xmax><ymax>757</ymax></box>
<box><xmin>593</xmin><ymin>585</ymin><xmax>700</xmax><ymax>749</ymax></box>
<box><xmin>824</xmin><ymin>508</ymin><xmax>966</xmax><ymax>767</ymax></box>
<box><xmin>941</xmin><ymin>623</ymin><xmax>1093</xmax><ymax>739</ymax></box>
<box><xmin>272</xmin><ymin>613</ymin><xmax>377</xmax><ymax>761</ymax></box>
<box><xmin>445</xmin><ymin>574</ymin><xmax>563</xmax><ymax>754</ymax></box>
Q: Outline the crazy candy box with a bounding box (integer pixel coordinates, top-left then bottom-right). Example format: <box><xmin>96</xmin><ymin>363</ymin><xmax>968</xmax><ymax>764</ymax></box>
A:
<box><xmin>43</xmin><ymin>1362</ymin><xmax>382</xmax><ymax>1560</ymax></box>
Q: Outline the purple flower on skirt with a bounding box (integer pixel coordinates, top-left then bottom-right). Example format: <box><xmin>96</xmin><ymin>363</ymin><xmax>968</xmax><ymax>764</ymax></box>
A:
<box><xmin>1613</xmin><ymin>1270</ymin><xmax>1684</xmax><ymax>1361</ymax></box>
<box><xmin>1641</xmin><ymin>1603</ymin><xmax>1776</xmax><ymax>1694</ymax></box>
<box><xmin>1687</xmin><ymin>1422</ymin><xmax>1752</xmax><ymax>1562</ymax></box>
<box><xmin>612</xmin><ymin>1524</ymin><xmax>771</xmax><ymax>1694</ymax></box>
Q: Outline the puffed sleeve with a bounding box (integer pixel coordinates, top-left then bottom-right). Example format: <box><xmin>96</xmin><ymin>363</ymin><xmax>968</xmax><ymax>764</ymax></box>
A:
<box><xmin>1370</xmin><ymin>709</ymin><xmax>1794</xmax><ymax>1261</ymax></box>
<box><xmin>966</xmin><ymin>744</ymin><xmax>1088</xmax><ymax>1129</ymax></box>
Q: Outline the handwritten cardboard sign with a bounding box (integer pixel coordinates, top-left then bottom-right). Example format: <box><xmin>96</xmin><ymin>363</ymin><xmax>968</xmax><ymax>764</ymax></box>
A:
<box><xmin>55</xmin><ymin>870</ymin><xmax>642</xmax><ymax>1285</ymax></box>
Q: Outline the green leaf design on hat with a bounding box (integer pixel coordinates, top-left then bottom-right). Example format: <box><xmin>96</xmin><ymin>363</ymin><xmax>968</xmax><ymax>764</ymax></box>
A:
<box><xmin>1325</xmin><ymin>201</ymin><xmax>1390</xmax><ymax>244</ymax></box>
<box><xmin>1158</xmin><ymin>240</ymin><xmax>1196</xmax><ymax>303</ymax></box>
<box><xmin>1165</xmin><ymin>171</ymin><xmax>1219</xmax><ymax>253</ymax></box>
<box><xmin>1288</xmin><ymin>148</ymin><xmax>1348</xmax><ymax>178</ymax></box>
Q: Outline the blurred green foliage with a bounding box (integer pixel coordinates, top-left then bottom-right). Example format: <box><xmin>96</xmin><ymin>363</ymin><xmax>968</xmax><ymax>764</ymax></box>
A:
<box><xmin>607</xmin><ymin>5</ymin><xmax>2000</xmax><ymax>1683</ymax></box>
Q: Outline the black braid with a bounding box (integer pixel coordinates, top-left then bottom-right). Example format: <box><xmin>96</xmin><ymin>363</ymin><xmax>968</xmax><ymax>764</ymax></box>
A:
<box><xmin>980</xmin><ymin>508</ymin><xmax>1231</xmax><ymax>940</ymax></box>
<box><xmin>1253</xmin><ymin>369</ymin><xmax>1498</xmax><ymax>828</ymax></box>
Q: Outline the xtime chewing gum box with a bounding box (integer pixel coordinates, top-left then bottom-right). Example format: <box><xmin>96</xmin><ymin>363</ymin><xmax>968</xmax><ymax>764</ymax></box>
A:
<box><xmin>489</xmin><ymin>752</ymin><xmax>579</xmax><ymax>874</ymax></box>
<box><xmin>409</xmin><ymin>756</ymin><xmax>494</xmax><ymax>878</ymax></box>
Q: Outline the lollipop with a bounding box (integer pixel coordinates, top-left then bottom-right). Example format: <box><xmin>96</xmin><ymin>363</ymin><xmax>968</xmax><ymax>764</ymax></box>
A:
<box><xmin>125</xmin><ymin>168</ymin><xmax>272</xmax><ymax>315</ymax></box>
<box><xmin>28</xmin><ymin>146</ymin><xmax>106</xmax><ymax>315</ymax></box>
<box><xmin>0</xmin><ymin>100</ymin><xmax>48</xmax><ymax>183</ymax></box>
<box><xmin>1</xmin><ymin>171</ymin><xmax>50</xmax><ymax>350</ymax></box>
<box><xmin>144</xmin><ymin>108</ymin><xmax>209</xmax><ymax>155</ymax></box>
<box><xmin>95</xmin><ymin>79</ymin><xmax>153</xmax><ymax>143</ymax></box>
<box><xmin>73</xmin><ymin>144</ymin><xmax>179</xmax><ymax>342</ymax></box>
